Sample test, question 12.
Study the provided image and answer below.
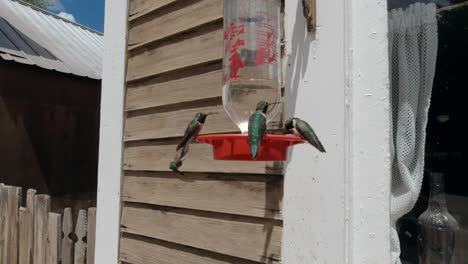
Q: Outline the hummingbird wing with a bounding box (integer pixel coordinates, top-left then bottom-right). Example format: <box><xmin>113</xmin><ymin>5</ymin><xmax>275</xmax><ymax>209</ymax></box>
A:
<box><xmin>177</xmin><ymin>119</ymin><xmax>201</xmax><ymax>151</ymax></box>
<box><xmin>248</xmin><ymin>112</ymin><xmax>267</xmax><ymax>159</ymax></box>
<box><xmin>296</xmin><ymin>119</ymin><xmax>326</xmax><ymax>152</ymax></box>
<box><xmin>174</xmin><ymin>144</ymin><xmax>190</xmax><ymax>162</ymax></box>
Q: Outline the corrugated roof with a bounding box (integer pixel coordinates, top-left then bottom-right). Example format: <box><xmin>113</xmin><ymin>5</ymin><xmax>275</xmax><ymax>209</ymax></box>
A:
<box><xmin>0</xmin><ymin>0</ymin><xmax>103</xmax><ymax>79</ymax></box>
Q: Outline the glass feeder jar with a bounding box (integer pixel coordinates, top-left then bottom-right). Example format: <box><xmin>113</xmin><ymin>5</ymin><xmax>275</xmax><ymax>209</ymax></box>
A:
<box><xmin>222</xmin><ymin>0</ymin><xmax>281</xmax><ymax>134</ymax></box>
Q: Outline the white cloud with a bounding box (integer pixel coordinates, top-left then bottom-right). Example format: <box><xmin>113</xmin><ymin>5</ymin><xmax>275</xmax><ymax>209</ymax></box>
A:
<box><xmin>49</xmin><ymin>0</ymin><xmax>65</xmax><ymax>11</ymax></box>
<box><xmin>57</xmin><ymin>11</ymin><xmax>76</xmax><ymax>22</ymax></box>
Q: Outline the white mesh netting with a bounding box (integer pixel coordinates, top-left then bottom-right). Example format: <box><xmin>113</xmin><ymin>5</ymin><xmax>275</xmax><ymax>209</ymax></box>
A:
<box><xmin>388</xmin><ymin>3</ymin><xmax>438</xmax><ymax>263</ymax></box>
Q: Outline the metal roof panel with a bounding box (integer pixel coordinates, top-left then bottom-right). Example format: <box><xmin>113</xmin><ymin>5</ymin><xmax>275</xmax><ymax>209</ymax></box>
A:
<box><xmin>0</xmin><ymin>0</ymin><xmax>103</xmax><ymax>79</ymax></box>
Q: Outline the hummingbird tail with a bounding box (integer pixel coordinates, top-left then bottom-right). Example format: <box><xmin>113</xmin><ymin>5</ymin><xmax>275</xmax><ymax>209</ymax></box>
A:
<box><xmin>250</xmin><ymin>143</ymin><xmax>259</xmax><ymax>160</ymax></box>
<box><xmin>314</xmin><ymin>141</ymin><xmax>326</xmax><ymax>153</ymax></box>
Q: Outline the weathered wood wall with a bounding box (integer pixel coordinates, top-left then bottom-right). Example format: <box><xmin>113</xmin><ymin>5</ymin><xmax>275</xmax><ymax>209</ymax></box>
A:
<box><xmin>0</xmin><ymin>60</ymin><xmax>100</xmax><ymax>213</ymax></box>
<box><xmin>120</xmin><ymin>0</ymin><xmax>284</xmax><ymax>263</ymax></box>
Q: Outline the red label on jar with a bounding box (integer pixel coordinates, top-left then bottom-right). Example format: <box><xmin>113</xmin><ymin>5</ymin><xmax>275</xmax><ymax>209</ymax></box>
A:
<box><xmin>255</xmin><ymin>23</ymin><xmax>277</xmax><ymax>65</ymax></box>
<box><xmin>224</xmin><ymin>21</ymin><xmax>246</xmax><ymax>82</ymax></box>
<box><xmin>223</xmin><ymin>20</ymin><xmax>277</xmax><ymax>84</ymax></box>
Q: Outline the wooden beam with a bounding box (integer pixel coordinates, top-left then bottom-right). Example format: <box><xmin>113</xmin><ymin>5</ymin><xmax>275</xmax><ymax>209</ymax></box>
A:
<box><xmin>302</xmin><ymin>0</ymin><xmax>317</xmax><ymax>32</ymax></box>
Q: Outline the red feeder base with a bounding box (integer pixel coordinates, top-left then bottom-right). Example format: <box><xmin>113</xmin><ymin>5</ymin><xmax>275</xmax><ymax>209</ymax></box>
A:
<box><xmin>197</xmin><ymin>134</ymin><xmax>304</xmax><ymax>161</ymax></box>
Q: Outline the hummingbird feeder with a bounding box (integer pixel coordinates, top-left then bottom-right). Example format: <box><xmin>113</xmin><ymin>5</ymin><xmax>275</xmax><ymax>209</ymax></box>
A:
<box><xmin>197</xmin><ymin>0</ymin><xmax>305</xmax><ymax>161</ymax></box>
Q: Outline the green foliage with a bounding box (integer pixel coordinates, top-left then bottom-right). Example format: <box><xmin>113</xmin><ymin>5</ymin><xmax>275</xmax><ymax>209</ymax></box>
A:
<box><xmin>21</xmin><ymin>0</ymin><xmax>51</xmax><ymax>9</ymax></box>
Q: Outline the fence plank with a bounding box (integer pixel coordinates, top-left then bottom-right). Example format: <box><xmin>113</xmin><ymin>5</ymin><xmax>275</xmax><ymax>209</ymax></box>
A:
<box><xmin>0</xmin><ymin>184</ymin><xmax>7</xmax><ymax>264</ymax></box>
<box><xmin>19</xmin><ymin>207</ymin><xmax>31</xmax><ymax>264</ymax></box>
<box><xmin>26</xmin><ymin>189</ymin><xmax>36</xmax><ymax>263</ymax></box>
<box><xmin>74</xmin><ymin>209</ymin><xmax>87</xmax><ymax>264</ymax></box>
<box><xmin>46</xmin><ymin>213</ymin><xmax>62</xmax><ymax>264</ymax></box>
<box><xmin>87</xmin><ymin>207</ymin><xmax>97</xmax><ymax>264</ymax></box>
<box><xmin>0</xmin><ymin>184</ymin><xmax>8</xmax><ymax>263</ymax></box>
<box><xmin>5</xmin><ymin>186</ymin><xmax>21</xmax><ymax>264</ymax></box>
<box><xmin>33</xmin><ymin>195</ymin><xmax>51</xmax><ymax>264</ymax></box>
<box><xmin>62</xmin><ymin>208</ymin><xmax>74</xmax><ymax>264</ymax></box>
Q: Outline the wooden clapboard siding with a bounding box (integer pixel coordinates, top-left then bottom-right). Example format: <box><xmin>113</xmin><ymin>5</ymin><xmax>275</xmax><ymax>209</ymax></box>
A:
<box><xmin>120</xmin><ymin>234</ymin><xmax>260</xmax><ymax>264</ymax></box>
<box><xmin>126</xmin><ymin>69</ymin><xmax>222</xmax><ymax>111</ymax></box>
<box><xmin>123</xmin><ymin>172</ymin><xmax>282</xmax><ymax>220</ymax></box>
<box><xmin>121</xmin><ymin>0</ymin><xmax>284</xmax><ymax>263</ymax></box>
<box><xmin>124</xmin><ymin>142</ymin><xmax>282</xmax><ymax>174</ymax></box>
<box><xmin>127</xmin><ymin>26</ymin><xmax>223</xmax><ymax>82</ymax></box>
<box><xmin>129</xmin><ymin>0</ymin><xmax>177</xmax><ymax>21</ymax></box>
<box><xmin>125</xmin><ymin>104</ymin><xmax>282</xmax><ymax>141</ymax></box>
<box><xmin>122</xmin><ymin>205</ymin><xmax>282</xmax><ymax>262</ymax></box>
<box><xmin>129</xmin><ymin>0</ymin><xmax>223</xmax><ymax>50</ymax></box>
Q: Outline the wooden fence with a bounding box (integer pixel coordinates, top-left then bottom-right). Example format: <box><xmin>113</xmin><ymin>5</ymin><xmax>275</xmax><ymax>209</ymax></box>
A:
<box><xmin>0</xmin><ymin>183</ymin><xmax>96</xmax><ymax>264</ymax></box>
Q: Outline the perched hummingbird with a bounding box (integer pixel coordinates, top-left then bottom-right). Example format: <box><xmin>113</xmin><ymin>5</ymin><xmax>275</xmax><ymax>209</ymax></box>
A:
<box><xmin>169</xmin><ymin>145</ymin><xmax>189</xmax><ymax>175</ymax></box>
<box><xmin>169</xmin><ymin>112</ymin><xmax>209</xmax><ymax>175</ymax></box>
<box><xmin>169</xmin><ymin>161</ymin><xmax>184</xmax><ymax>175</ymax></box>
<box><xmin>284</xmin><ymin>117</ymin><xmax>326</xmax><ymax>153</ymax></box>
<box><xmin>248</xmin><ymin>101</ymin><xmax>270</xmax><ymax>160</ymax></box>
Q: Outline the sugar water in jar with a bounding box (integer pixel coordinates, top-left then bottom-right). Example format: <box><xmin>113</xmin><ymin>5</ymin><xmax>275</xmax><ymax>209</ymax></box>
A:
<box><xmin>223</xmin><ymin>0</ymin><xmax>281</xmax><ymax>134</ymax></box>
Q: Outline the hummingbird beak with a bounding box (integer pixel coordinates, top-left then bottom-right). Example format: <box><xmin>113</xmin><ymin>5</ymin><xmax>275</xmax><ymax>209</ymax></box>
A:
<box><xmin>267</xmin><ymin>102</ymin><xmax>284</xmax><ymax>106</ymax></box>
<box><xmin>205</xmin><ymin>112</ymin><xmax>218</xmax><ymax>116</ymax></box>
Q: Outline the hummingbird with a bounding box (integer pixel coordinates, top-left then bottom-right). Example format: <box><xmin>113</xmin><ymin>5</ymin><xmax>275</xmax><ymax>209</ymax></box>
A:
<box><xmin>169</xmin><ymin>145</ymin><xmax>189</xmax><ymax>175</ymax></box>
<box><xmin>284</xmin><ymin>117</ymin><xmax>326</xmax><ymax>153</ymax></box>
<box><xmin>248</xmin><ymin>101</ymin><xmax>271</xmax><ymax>160</ymax></box>
<box><xmin>169</xmin><ymin>112</ymin><xmax>209</xmax><ymax>175</ymax></box>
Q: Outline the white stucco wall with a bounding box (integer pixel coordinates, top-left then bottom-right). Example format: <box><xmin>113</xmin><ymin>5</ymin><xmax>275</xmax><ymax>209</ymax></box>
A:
<box><xmin>282</xmin><ymin>0</ymin><xmax>391</xmax><ymax>263</ymax></box>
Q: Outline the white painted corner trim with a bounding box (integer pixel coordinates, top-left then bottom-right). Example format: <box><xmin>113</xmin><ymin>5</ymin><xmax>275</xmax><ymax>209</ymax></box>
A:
<box><xmin>282</xmin><ymin>0</ymin><xmax>391</xmax><ymax>263</ymax></box>
<box><xmin>344</xmin><ymin>0</ymin><xmax>391</xmax><ymax>263</ymax></box>
<box><xmin>95</xmin><ymin>0</ymin><xmax>128</xmax><ymax>263</ymax></box>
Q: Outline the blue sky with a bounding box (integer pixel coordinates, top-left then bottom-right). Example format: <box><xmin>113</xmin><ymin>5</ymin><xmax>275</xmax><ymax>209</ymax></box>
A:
<box><xmin>49</xmin><ymin>0</ymin><xmax>105</xmax><ymax>33</ymax></box>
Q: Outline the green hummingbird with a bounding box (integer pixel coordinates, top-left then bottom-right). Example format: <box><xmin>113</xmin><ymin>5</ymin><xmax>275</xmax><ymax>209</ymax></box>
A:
<box><xmin>284</xmin><ymin>117</ymin><xmax>326</xmax><ymax>153</ymax></box>
<box><xmin>169</xmin><ymin>145</ymin><xmax>189</xmax><ymax>175</ymax></box>
<box><xmin>248</xmin><ymin>101</ymin><xmax>270</xmax><ymax>160</ymax></box>
<box><xmin>169</xmin><ymin>161</ymin><xmax>184</xmax><ymax>175</ymax></box>
<box><xmin>169</xmin><ymin>112</ymin><xmax>209</xmax><ymax>175</ymax></box>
